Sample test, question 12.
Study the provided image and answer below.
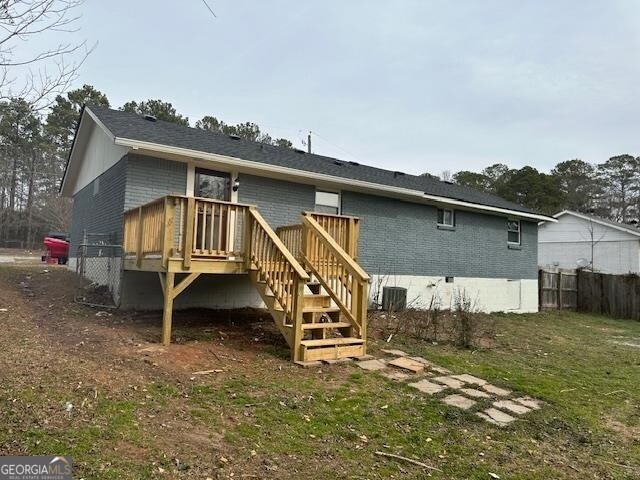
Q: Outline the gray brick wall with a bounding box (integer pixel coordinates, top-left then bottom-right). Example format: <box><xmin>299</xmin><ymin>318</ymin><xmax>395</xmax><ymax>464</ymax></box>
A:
<box><xmin>69</xmin><ymin>156</ymin><xmax>127</xmax><ymax>253</ymax></box>
<box><xmin>238</xmin><ymin>174</ymin><xmax>315</xmax><ymax>228</ymax></box>
<box><xmin>124</xmin><ymin>154</ymin><xmax>187</xmax><ymax>209</ymax></box>
<box><xmin>341</xmin><ymin>191</ymin><xmax>538</xmax><ymax>279</ymax></box>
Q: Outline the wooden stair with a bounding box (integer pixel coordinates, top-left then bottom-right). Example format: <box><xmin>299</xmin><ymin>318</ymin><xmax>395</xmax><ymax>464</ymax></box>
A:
<box><xmin>247</xmin><ymin>208</ymin><xmax>368</xmax><ymax>363</ymax></box>
<box><xmin>250</xmin><ymin>270</ymin><xmax>365</xmax><ymax>361</ymax></box>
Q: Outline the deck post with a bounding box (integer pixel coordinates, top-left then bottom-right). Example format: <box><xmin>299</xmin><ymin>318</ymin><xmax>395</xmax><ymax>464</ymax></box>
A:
<box><xmin>162</xmin><ymin>197</ymin><xmax>176</xmax><ymax>268</ymax></box>
<box><xmin>291</xmin><ymin>276</ymin><xmax>306</xmax><ymax>361</ymax></box>
<box><xmin>183</xmin><ymin>197</ymin><xmax>195</xmax><ymax>269</ymax></box>
<box><xmin>243</xmin><ymin>208</ymin><xmax>253</xmax><ymax>269</ymax></box>
<box><xmin>162</xmin><ymin>272</ymin><xmax>175</xmax><ymax>346</ymax></box>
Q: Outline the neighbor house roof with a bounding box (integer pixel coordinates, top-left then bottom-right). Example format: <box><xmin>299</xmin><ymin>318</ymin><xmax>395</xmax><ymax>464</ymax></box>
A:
<box><xmin>549</xmin><ymin>210</ymin><xmax>640</xmax><ymax>237</ymax></box>
<box><xmin>62</xmin><ymin>105</ymin><xmax>554</xmax><ymax>222</ymax></box>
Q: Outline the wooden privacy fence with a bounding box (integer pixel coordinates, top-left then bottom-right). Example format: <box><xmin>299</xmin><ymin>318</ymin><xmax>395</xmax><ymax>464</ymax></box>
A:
<box><xmin>577</xmin><ymin>270</ymin><xmax>640</xmax><ymax>321</ymax></box>
<box><xmin>538</xmin><ymin>269</ymin><xmax>578</xmax><ymax>310</ymax></box>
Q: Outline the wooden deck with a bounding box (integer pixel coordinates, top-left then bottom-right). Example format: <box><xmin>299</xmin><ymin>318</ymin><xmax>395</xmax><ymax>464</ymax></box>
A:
<box><xmin>122</xmin><ymin>195</ymin><xmax>369</xmax><ymax>363</ymax></box>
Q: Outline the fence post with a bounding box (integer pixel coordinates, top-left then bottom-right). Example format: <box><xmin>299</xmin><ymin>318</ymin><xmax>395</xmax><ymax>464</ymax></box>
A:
<box><xmin>557</xmin><ymin>272</ymin><xmax>563</xmax><ymax>310</ymax></box>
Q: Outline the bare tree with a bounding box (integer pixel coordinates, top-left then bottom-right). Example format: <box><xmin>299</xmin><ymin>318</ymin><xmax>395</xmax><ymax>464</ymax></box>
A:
<box><xmin>0</xmin><ymin>0</ymin><xmax>93</xmax><ymax>109</ymax></box>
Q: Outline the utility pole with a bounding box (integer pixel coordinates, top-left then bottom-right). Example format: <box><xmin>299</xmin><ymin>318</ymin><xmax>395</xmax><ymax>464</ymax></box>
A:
<box><xmin>307</xmin><ymin>131</ymin><xmax>312</xmax><ymax>154</ymax></box>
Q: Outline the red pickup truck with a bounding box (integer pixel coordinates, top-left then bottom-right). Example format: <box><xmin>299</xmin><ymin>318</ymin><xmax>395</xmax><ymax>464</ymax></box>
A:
<box><xmin>42</xmin><ymin>232</ymin><xmax>69</xmax><ymax>265</ymax></box>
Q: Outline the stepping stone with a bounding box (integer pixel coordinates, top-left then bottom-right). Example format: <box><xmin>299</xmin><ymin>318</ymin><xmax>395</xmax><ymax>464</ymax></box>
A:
<box><xmin>493</xmin><ymin>400</ymin><xmax>531</xmax><ymax>415</ymax></box>
<box><xmin>295</xmin><ymin>360</ymin><xmax>323</xmax><ymax>368</ymax></box>
<box><xmin>381</xmin><ymin>349</ymin><xmax>408</xmax><ymax>356</ymax></box>
<box><xmin>477</xmin><ymin>408</ymin><xmax>516</xmax><ymax>426</ymax></box>
<box><xmin>356</xmin><ymin>359</ymin><xmax>387</xmax><ymax>371</ymax></box>
<box><xmin>482</xmin><ymin>384</ymin><xmax>511</xmax><ymax>396</ymax></box>
<box><xmin>353</xmin><ymin>354</ymin><xmax>375</xmax><ymax>361</ymax></box>
<box><xmin>514</xmin><ymin>397</ymin><xmax>542</xmax><ymax>410</ymax></box>
<box><xmin>382</xmin><ymin>370</ymin><xmax>410</xmax><ymax>382</ymax></box>
<box><xmin>431</xmin><ymin>366</ymin><xmax>452</xmax><ymax>375</ymax></box>
<box><xmin>432</xmin><ymin>376</ymin><xmax>465</xmax><ymax>389</ymax></box>
<box><xmin>442</xmin><ymin>394</ymin><xmax>476</xmax><ymax>410</ymax></box>
<box><xmin>408</xmin><ymin>379</ymin><xmax>446</xmax><ymax>395</ymax></box>
<box><xmin>408</xmin><ymin>356</ymin><xmax>433</xmax><ymax>366</ymax></box>
<box><xmin>322</xmin><ymin>358</ymin><xmax>353</xmax><ymax>365</ymax></box>
<box><xmin>460</xmin><ymin>387</ymin><xmax>491</xmax><ymax>399</ymax></box>
<box><xmin>388</xmin><ymin>357</ymin><xmax>425</xmax><ymax>373</ymax></box>
<box><xmin>452</xmin><ymin>374</ymin><xmax>487</xmax><ymax>386</ymax></box>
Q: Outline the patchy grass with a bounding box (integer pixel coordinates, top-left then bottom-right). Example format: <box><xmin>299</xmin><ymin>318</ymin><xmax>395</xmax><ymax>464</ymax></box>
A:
<box><xmin>0</xmin><ymin>266</ymin><xmax>638</xmax><ymax>479</ymax></box>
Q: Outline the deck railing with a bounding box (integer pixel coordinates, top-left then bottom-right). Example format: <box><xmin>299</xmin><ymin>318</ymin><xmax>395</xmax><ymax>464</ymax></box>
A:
<box><xmin>301</xmin><ymin>213</ymin><xmax>369</xmax><ymax>337</ymax></box>
<box><xmin>275</xmin><ymin>224</ymin><xmax>304</xmax><ymax>261</ymax></box>
<box><xmin>247</xmin><ymin>209</ymin><xmax>309</xmax><ymax>332</ymax></box>
<box><xmin>307</xmin><ymin>212</ymin><xmax>360</xmax><ymax>261</ymax></box>
<box><xmin>276</xmin><ymin>211</ymin><xmax>360</xmax><ymax>261</ymax></box>
<box><xmin>123</xmin><ymin>195</ymin><xmax>251</xmax><ymax>268</ymax></box>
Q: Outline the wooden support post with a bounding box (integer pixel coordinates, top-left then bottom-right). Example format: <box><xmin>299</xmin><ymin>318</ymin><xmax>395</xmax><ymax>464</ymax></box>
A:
<box><xmin>162</xmin><ymin>197</ymin><xmax>176</xmax><ymax>268</ymax></box>
<box><xmin>291</xmin><ymin>276</ymin><xmax>306</xmax><ymax>361</ymax></box>
<box><xmin>162</xmin><ymin>272</ymin><xmax>175</xmax><ymax>346</ymax></box>
<box><xmin>136</xmin><ymin>207</ymin><xmax>143</xmax><ymax>267</ymax></box>
<box><xmin>243</xmin><ymin>209</ymin><xmax>253</xmax><ymax>269</ymax></box>
<box><xmin>183</xmin><ymin>197</ymin><xmax>195</xmax><ymax>269</ymax></box>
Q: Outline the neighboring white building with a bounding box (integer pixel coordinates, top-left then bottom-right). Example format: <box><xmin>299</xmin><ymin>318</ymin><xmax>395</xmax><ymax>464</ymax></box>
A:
<box><xmin>538</xmin><ymin>210</ymin><xmax>640</xmax><ymax>274</ymax></box>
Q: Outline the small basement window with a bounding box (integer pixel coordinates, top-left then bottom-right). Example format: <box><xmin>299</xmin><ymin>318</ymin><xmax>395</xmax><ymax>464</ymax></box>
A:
<box><xmin>507</xmin><ymin>219</ymin><xmax>521</xmax><ymax>245</ymax></box>
<box><xmin>437</xmin><ymin>208</ymin><xmax>455</xmax><ymax>227</ymax></box>
<box><xmin>315</xmin><ymin>190</ymin><xmax>340</xmax><ymax>215</ymax></box>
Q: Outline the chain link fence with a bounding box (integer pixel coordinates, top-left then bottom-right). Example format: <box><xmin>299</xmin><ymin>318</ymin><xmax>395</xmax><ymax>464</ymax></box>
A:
<box><xmin>74</xmin><ymin>232</ymin><xmax>122</xmax><ymax>308</ymax></box>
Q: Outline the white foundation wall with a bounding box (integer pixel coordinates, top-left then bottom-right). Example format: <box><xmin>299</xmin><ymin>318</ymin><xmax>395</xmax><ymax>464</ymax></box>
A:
<box><xmin>371</xmin><ymin>275</ymin><xmax>538</xmax><ymax>313</ymax></box>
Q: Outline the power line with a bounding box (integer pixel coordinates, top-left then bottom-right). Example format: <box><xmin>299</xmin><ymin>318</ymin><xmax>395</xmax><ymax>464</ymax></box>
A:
<box><xmin>200</xmin><ymin>0</ymin><xmax>217</xmax><ymax>18</ymax></box>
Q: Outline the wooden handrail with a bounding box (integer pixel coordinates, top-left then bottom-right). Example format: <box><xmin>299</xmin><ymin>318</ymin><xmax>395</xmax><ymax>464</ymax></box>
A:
<box><xmin>249</xmin><ymin>208</ymin><xmax>309</xmax><ymax>280</ymax></box>
<box><xmin>247</xmin><ymin>208</ymin><xmax>308</xmax><ymax>354</ymax></box>
<box><xmin>302</xmin><ymin>215</ymin><xmax>368</xmax><ymax>281</ymax></box>
<box><xmin>301</xmin><ymin>214</ymin><xmax>369</xmax><ymax>336</ymax></box>
<box><xmin>305</xmin><ymin>212</ymin><xmax>360</xmax><ymax>260</ymax></box>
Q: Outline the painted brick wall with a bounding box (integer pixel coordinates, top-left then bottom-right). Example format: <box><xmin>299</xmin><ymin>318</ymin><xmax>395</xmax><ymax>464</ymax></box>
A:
<box><xmin>238</xmin><ymin>174</ymin><xmax>315</xmax><ymax>228</ymax></box>
<box><xmin>124</xmin><ymin>154</ymin><xmax>187</xmax><ymax>209</ymax></box>
<box><xmin>341</xmin><ymin>191</ymin><xmax>538</xmax><ymax>279</ymax></box>
<box><xmin>70</xmin><ymin>156</ymin><xmax>127</xmax><ymax>252</ymax></box>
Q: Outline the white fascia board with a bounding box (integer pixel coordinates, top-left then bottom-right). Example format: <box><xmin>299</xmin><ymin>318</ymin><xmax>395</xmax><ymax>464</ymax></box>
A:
<box><xmin>115</xmin><ymin>137</ymin><xmax>555</xmax><ymax>222</ymax></box>
<box><xmin>554</xmin><ymin>210</ymin><xmax>640</xmax><ymax>238</ymax></box>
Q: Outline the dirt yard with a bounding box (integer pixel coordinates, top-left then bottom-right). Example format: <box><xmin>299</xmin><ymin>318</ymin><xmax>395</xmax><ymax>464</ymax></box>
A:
<box><xmin>0</xmin><ymin>266</ymin><xmax>638</xmax><ymax>479</ymax></box>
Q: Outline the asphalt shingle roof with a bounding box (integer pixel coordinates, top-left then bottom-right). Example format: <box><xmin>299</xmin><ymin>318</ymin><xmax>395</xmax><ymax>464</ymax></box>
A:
<box><xmin>88</xmin><ymin>105</ymin><xmax>538</xmax><ymax>215</ymax></box>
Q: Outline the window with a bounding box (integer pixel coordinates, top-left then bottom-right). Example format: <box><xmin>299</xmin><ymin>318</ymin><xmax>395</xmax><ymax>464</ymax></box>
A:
<box><xmin>507</xmin><ymin>219</ymin><xmax>520</xmax><ymax>245</ymax></box>
<box><xmin>437</xmin><ymin>208</ymin><xmax>455</xmax><ymax>227</ymax></box>
<box><xmin>315</xmin><ymin>190</ymin><xmax>340</xmax><ymax>214</ymax></box>
<box><xmin>195</xmin><ymin>168</ymin><xmax>230</xmax><ymax>201</ymax></box>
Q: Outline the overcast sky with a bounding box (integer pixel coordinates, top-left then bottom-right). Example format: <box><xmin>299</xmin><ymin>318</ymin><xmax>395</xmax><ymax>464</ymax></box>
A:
<box><xmin>41</xmin><ymin>1</ymin><xmax>640</xmax><ymax>175</ymax></box>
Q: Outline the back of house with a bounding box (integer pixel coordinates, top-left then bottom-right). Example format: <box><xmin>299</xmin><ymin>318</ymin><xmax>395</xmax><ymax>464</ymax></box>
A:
<box><xmin>61</xmin><ymin>105</ymin><xmax>552</xmax><ymax>315</ymax></box>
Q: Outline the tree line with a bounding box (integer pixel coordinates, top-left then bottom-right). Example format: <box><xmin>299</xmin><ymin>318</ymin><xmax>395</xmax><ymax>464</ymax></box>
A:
<box><xmin>448</xmin><ymin>156</ymin><xmax>640</xmax><ymax>222</ymax></box>
<box><xmin>0</xmin><ymin>85</ymin><xmax>295</xmax><ymax>249</ymax></box>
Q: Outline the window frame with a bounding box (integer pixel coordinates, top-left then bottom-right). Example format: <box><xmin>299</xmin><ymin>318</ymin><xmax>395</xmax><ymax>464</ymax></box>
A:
<box><xmin>314</xmin><ymin>189</ymin><xmax>341</xmax><ymax>215</ymax></box>
<box><xmin>507</xmin><ymin>218</ymin><xmax>521</xmax><ymax>245</ymax></box>
<box><xmin>194</xmin><ymin>168</ymin><xmax>231</xmax><ymax>201</ymax></box>
<box><xmin>437</xmin><ymin>208</ymin><xmax>455</xmax><ymax>227</ymax></box>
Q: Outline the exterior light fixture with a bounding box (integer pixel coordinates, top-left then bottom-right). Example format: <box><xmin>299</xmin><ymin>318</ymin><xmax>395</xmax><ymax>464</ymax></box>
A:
<box><xmin>232</xmin><ymin>177</ymin><xmax>240</xmax><ymax>192</ymax></box>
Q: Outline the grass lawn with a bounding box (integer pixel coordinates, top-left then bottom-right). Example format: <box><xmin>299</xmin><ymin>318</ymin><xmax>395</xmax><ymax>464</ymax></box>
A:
<box><xmin>0</xmin><ymin>266</ymin><xmax>638</xmax><ymax>479</ymax></box>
